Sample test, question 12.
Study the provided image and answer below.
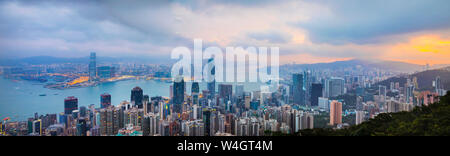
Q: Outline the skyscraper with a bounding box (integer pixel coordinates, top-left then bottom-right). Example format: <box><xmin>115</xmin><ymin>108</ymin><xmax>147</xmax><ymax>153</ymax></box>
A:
<box><xmin>327</xmin><ymin>77</ymin><xmax>345</xmax><ymax>98</ymax></box>
<box><xmin>131</xmin><ymin>87</ymin><xmax>144</xmax><ymax>108</ymax></box>
<box><xmin>406</xmin><ymin>85</ymin><xmax>415</xmax><ymax>104</ymax></box>
<box><xmin>292</xmin><ymin>73</ymin><xmax>305</xmax><ymax>106</ymax></box>
<box><xmin>97</xmin><ymin>66</ymin><xmax>114</xmax><ymax>80</ymax></box>
<box><xmin>192</xmin><ymin>82</ymin><xmax>199</xmax><ymax>94</ymax></box>
<box><xmin>355</xmin><ymin>111</ymin><xmax>365</xmax><ymax>125</ymax></box>
<box><xmin>89</xmin><ymin>52</ymin><xmax>96</xmax><ymax>82</ymax></box>
<box><xmin>235</xmin><ymin>84</ymin><xmax>244</xmax><ymax>98</ymax></box>
<box><xmin>64</xmin><ymin>96</ymin><xmax>78</xmax><ymax>115</ymax></box>
<box><xmin>310</xmin><ymin>83</ymin><xmax>323</xmax><ymax>107</ymax></box>
<box><xmin>329</xmin><ymin>100</ymin><xmax>342</xmax><ymax>125</ymax></box>
<box><xmin>101</xmin><ymin>93</ymin><xmax>111</xmax><ymax>109</ymax></box>
<box><xmin>76</xmin><ymin>117</ymin><xmax>87</xmax><ymax>136</ymax></box>
<box><xmin>435</xmin><ymin>76</ymin><xmax>445</xmax><ymax>96</ymax></box>
<box><xmin>203</xmin><ymin>108</ymin><xmax>211</xmax><ymax>136</ymax></box>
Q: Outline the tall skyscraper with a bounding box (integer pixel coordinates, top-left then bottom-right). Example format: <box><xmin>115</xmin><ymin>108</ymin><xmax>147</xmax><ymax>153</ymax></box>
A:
<box><xmin>64</xmin><ymin>96</ymin><xmax>78</xmax><ymax>115</ymax></box>
<box><xmin>131</xmin><ymin>87</ymin><xmax>144</xmax><ymax>108</ymax></box>
<box><xmin>329</xmin><ymin>100</ymin><xmax>342</xmax><ymax>125</ymax></box>
<box><xmin>310</xmin><ymin>83</ymin><xmax>323</xmax><ymax>107</ymax></box>
<box><xmin>235</xmin><ymin>84</ymin><xmax>244</xmax><ymax>98</ymax></box>
<box><xmin>355</xmin><ymin>111</ymin><xmax>365</xmax><ymax>125</ymax></box>
<box><xmin>89</xmin><ymin>52</ymin><xmax>97</xmax><ymax>82</ymax></box>
<box><xmin>435</xmin><ymin>76</ymin><xmax>445</xmax><ymax>96</ymax></box>
<box><xmin>292</xmin><ymin>73</ymin><xmax>305</xmax><ymax>106</ymax></box>
<box><xmin>76</xmin><ymin>117</ymin><xmax>87</xmax><ymax>136</ymax></box>
<box><xmin>97</xmin><ymin>66</ymin><xmax>114</xmax><ymax>80</ymax></box>
<box><xmin>101</xmin><ymin>93</ymin><xmax>111</xmax><ymax>109</ymax></box>
<box><xmin>219</xmin><ymin>84</ymin><xmax>233</xmax><ymax>101</ymax></box>
<box><xmin>207</xmin><ymin>58</ymin><xmax>216</xmax><ymax>99</ymax></box>
<box><xmin>203</xmin><ymin>108</ymin><xmax>211</xmax><ymax>136</ymax></box>
<box><xmin>327</xmin><ymin>77</ymin><xmax>345</xmax><ymax>98</ymax></box>
<box><xmin>192</xmin><ymin>82</ymin><xmax>199</xmax><ymax>94</ymax></box>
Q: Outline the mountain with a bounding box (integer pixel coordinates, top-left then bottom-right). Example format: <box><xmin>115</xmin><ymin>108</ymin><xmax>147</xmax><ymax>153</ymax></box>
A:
<box><xmin>281</xmin><ymin>59</ymin><xmax>424</xmax><ymax>73</ymax></box>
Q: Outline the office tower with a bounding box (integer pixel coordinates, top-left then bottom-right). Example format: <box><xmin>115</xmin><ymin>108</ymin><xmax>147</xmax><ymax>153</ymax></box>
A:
<box><xmin>99</xmin><ymin>108</ymin><xmax>107</xmax><ymax>135</ymax></box>
<box><xmin>329</xmin><ymin>100</ymin><xmax>342</xmax><ymax>125</ymax></box>
<box><xmin>297</xmin><ymin>112</ymin><xmax>314</xmax><ymax>130</ymax></box>
<box><xmin>143</xmin><ymin>95</ymin><xmax>150</xmax><ymax>115</ymax></box>
<box><xmin>304</xmin><ymin>70</ymin><xmax>312</xmax><ymax>106</ymax></box>
<box><xmin>192</xmin><ymin>82</ymin><xmax>199</xmax><ymax>94</ymax></box>
<box><xmin>79</xmin><ymin>106</ymin><xmax>87</xmax><ymax>118</ymax></box>
<box><xmin>32</xmin><ymin>119</ymin><xmax>42</xmax><ymax>136</ymax></box>
<box><xmin>292</xmin><ymin>73</ymin><xmax>305</xmax><ymax>106</ymax></box>
<box><xmin>235</xmin><ymin>84</ymin><xmax>244</xmax><ymax>98</ymax></box>
<box><xmin>89</xmin><ymin>52</ymin><xmax>96</xmax><ymax>82</ymax></box>
<box><xmin>64</xmin><ymin>96</ymin><xmax>78</xmax><ymax>115</ymax></box>
<box><xmin>379</xmin><ymin>85</ymin><xmax>387</xmax><ymax>97</ymax></box>
<box><xmin>191</xmin><ymin>83</ymin><xmax>200</xmax><ymax>106</ymax></box>
<box><xmin>327</xmin><ymin>77</ymin><xmax>345</xmax><ymax>98</ymax></box>
<box><xmin>76</xmin><ymin>117</ymin><xmax>87</xmax><ymax>136</ymax></box>
<box><xmin>203</xmin><ymin>108</ymin><xmax>211</xmax><ymax>136</ymax></box>
<box><xmin>207</xmin><ymin>58</ymin><xmax>216</xmax><ymax>98</ymax></box>
<box><xmin>250</xmin><ymin>100</ymin><xmax>260</xmax><ymax>110</ymax></box>
<box><xmin>97</xmin><ymin>66</ymin><xmax>114</xmax><ymax>80</ymax></box>
<box><xmin>101</xmin><ymin>93</ymin><xmax>111</xmax><ymax>108</ymax></box>
<box><xmin>219</xmin><ymin>84</ymin><xmax>233</xmax><ymax>101</ymax></box>
<box><xmin>435</xmin><ymin>76</ymin><xmax>445</xmax><ymax>96</ymax></box>
<box><xmin>310</xmin><ymin>83</ymin><xmax>323</xmax><ymax>107</ymax></box>
<box><xmin>143</xmin><ymin>115</ymin><xmax>150</xmax><ymax>136</ymax></box>
<box><xmin>356</xmin><ymin>96</ymin><xmax>364</xmax><ymax>111</ymax></box>
<box><xmin>173</xmin><ymin>77</ymin><xmax>185</xmax><ymax>113</ymax></box>
<box><xmin>355</xmin><ymin>111</ymin><xmax>365</xmax><ymax>125</ymax></box>
<box><xmin>131</xmin><ymin>86</ymin><xmax>144</xmax><ymax>108</ymax></box>
<box><xmin>413</xmin><ymin>77</ymin><xmax>419</xmax><ymax>89</ymax></box>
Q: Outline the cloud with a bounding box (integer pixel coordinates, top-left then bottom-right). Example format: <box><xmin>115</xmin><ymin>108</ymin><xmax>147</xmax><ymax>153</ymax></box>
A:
<box><xmin>297</xmin><ymin>0</ymin><xmax>450</xmax><ymax>44</ymax></box>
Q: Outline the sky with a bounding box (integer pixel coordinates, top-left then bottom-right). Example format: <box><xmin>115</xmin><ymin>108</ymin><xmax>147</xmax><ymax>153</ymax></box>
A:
<box><xmin>0</xmin><ymin>0</ymin><xmax>449</xmax><ymax>65</ymax></box>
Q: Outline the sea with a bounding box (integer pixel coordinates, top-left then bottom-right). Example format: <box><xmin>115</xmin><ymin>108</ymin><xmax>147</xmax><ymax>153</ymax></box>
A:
<box><xmin>0</xmin><ymin>77</ymin><xmax>262</xmax><ymax>121</ymax></box>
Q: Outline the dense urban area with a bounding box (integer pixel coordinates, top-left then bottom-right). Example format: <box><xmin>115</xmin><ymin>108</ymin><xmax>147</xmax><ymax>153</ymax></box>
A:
<box><xmin>0</xmin><ymin>52</ymin><xmax>448</xmax><ymax>136</ymax></box>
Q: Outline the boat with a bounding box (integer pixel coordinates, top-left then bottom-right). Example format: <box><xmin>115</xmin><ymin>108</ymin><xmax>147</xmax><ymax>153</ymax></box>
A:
<box><xmin>39</xmin><ymin>94</ymin><xmax>47</xmax><ymax>96</ymax></box>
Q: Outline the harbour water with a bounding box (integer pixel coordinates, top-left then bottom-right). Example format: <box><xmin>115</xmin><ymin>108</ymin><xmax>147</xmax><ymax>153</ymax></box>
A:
<box><xmin>0</xmin><ymin>77</ymin><xmax>263</xmax><ymax>121</ymax></box>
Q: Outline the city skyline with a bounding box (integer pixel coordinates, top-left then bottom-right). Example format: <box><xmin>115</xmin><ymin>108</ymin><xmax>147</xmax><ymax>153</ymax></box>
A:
<box><xmin>0</xmin><ymin>0</ymin><xmax>449</xmax><ymax>65</ymax></box>
<box><xmin>0</xmin><ymin>0</ymin><xmax>449</xmax><ymax>138</ymax></box>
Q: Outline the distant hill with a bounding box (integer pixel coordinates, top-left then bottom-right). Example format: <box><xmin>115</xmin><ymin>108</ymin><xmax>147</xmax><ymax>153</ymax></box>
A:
<box><xmin>375</xmin><ymin>66</ymin><xmax>450</xmax><ymax>90</ymax></box>
<box><xmin>281</xmin><ymin>59</ymin><xmax>424</xmax><ymax>73</ymax></box>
